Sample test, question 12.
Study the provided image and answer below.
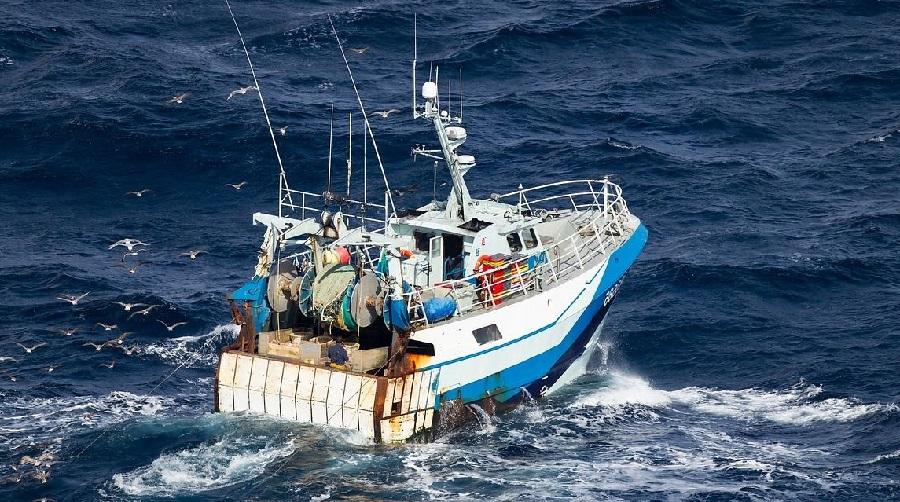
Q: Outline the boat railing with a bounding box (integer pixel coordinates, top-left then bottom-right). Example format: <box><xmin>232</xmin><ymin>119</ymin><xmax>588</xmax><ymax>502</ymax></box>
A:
<box><xmin>496</xmin><ymin>178</ymin><xmax>627</xmax><ymax>216</ymax></box>
<box><xmin>281</xmin><ymin>188</ymin><xmax>390</xmax><ymax>228</ymax></box>
<box><xmin>405</xmin><ymin>187</ymin><xmax>632</xmax><ymax>327</ymax></box>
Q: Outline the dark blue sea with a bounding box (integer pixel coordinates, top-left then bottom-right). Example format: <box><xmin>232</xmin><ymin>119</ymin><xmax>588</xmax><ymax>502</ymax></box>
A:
<box><xmin>2</xmin><ymin>0</ymin><xmax>900</xmax><ymax>500</ymax></box>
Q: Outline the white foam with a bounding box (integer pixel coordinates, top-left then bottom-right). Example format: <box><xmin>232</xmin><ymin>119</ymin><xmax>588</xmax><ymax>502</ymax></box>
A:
<box><xmin>142</xmin><ymin>324</ymin><xmax>239</xmax><ymax>366</ymax></box>
<box><xmin>112</xmin><ymin>437</ymin><xmax>294</xmax><ymax>496</ymax></box>
<box><xmin>867</xmin><ymin>449</ymin><xmax>900</xmax><ymax>464</ymax></box>
<box><xmin>573</xmin><ymin>373</ymin><xmax>896</xmax><ymax>425</ymax></box>
<box><xmin>0</xmin><ymin>391</ymin><xmax>172</xmax><ymax>451</ymax></box>
<box><xmin>668</xmin><ymin>384</ymin><xmax>898</xmax><ymax>425</ymax></box>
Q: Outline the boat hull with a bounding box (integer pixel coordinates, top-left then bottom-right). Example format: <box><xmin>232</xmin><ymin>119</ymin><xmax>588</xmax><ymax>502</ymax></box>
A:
<box><xmin>214</xmin><ymin>223</ymin><xmax>647</xmax><ymax>442</ymax></box>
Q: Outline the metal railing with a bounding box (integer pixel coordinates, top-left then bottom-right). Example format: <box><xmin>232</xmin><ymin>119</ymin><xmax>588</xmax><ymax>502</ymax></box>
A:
<box><xmin>280</xmin><ymin>188</ymin><xmax>390</xmax><ymax>228</ymax></box>
<box><xmin>405</xmin><ymin>179</ymin><xmax>632</xmax><ymax>327</ymax></box>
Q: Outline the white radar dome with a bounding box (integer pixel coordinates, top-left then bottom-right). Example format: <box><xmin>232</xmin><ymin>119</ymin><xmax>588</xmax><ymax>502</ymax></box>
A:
<box><xmin>446</xmin><ymin>126</ymin><xmax>467</xmax><ymax>141</ymax></box>
<box><xmin>421</xmin><ymin>81</ymin><xmax>438</xmax><ymax>100</ymax></box>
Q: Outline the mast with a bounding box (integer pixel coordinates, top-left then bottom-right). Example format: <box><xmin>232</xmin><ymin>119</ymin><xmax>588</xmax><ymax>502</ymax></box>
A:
<box><xmin>347</xmin><ymin>112</ymin><xmax>352</xmax><ymax>196</ymax></box>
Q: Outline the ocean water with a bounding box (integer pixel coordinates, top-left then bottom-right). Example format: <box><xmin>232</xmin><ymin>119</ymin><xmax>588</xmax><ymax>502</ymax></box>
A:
<box><xmin>2</xmin><ymin>0</ymin><xmax>899</xmax><ymax>500</ymax></box>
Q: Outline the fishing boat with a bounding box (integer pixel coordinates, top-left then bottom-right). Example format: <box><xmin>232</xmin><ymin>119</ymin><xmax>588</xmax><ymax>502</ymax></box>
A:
<box><xmin>214</xmin><ymin>10</ymin><xmax>648</xmax><ymax>443</ymax></box>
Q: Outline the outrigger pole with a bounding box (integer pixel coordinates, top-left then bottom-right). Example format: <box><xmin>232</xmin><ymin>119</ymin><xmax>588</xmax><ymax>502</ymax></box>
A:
<box><xmin>327</xmin><ymin>14</ymin><xmax>396</xmax><ymax>217</ymax></box>
<box><xmin>225</xmin><ymin>0</ymin><xmax>293</xmax><ymax>218</ymax></box>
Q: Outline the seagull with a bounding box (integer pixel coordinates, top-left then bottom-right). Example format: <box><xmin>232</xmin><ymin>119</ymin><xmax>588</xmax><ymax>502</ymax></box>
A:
<box><xmin>118</xmin><ymin>345</ymin><xmax>139</xmax><ymax>356</ymax></box>
<box><xmin>277</xmin><ymin>126</ymin><xmax>288</xmax><ymax>136</ymax></box>
<box><xmin>96</xmin><ymin>323</ymin><xmax>117</xmax><ymax>331</ymax></box>
<box><xmin>168</xmin><ymin>93</ymin><xmax>189</xmax><ymax>104</ymax></box>
<box><xmin>158</xmin><ymin>320</ymin><xmax>187</xmax><ymax>332</ymax></box>
<box><xmin>375</xmin><ymin>109</ymin><xmax>400</xmax><ymax>118</ymax></box>
<box><xmin>227</xmin><ymin>181</ymin><xmax>248</xmax><ymax>190</ymax></box>
<box><xmin>56</xmin><ymin>292</ymin><xmax>90</xmax><ymax>305</ymax></box>
<box><xmin>126</xmin><ymin>189</ymin><xmax>152</xmax><ymax>197</ymax></box>
<box><xmin>128</xmin><ymin>305</ymin><xmax>160</xmax><ymax>319</ymax></box>
<box><xmin>82</xmin><ymin>342</ymin><xmax>105</xmax><ymax>352</ymax></box>
<box><xmin>46</xmin><ymin>365</ymin><xmax>58</xmax><ymax>373</ymax></box>
<box><xmin>105</xmin><ymin>332</ymin><xmax>132</xmax><ymax>347</ymax></box>
<box><xmin>60</xmin><ymin>328</ymin><xmax>77</xmax><ymax>337</ymax></box>
<box><xmin>114</xmin><ymin>302</ymin><xmax>146</xmax><ymax>312</ymax></box>
<box><xmin>33</xmin><ymin>470</ymin><xmax>49</xmax><ymax>483</ymax></box>
<box><xmin>350</xmin><ymin>47</ymin><xmax>369</xmax><ymax>54</ymax></box>
<box><xmin>180</xmin><ymin>250</ymin><xmax>206</xmax><ymax>260</ymax></box>
<box><xmin>109</xmin><ymin>239</ymin><xmax>148</xmax><ymax>251</ymax></box>
<box><xmin>100</xmin><ymin>361</ymin><xmax>115</xmax><ymax>369</ymax></box>
<box><xmin>16</xmin><ymin>343</ymin><xmax>46</xmax><ymax>354</ymax></box>
<box><xmin>226</xmin><ymin>84</ymin><xmax>257</xmax><ymax>101</ymax></box>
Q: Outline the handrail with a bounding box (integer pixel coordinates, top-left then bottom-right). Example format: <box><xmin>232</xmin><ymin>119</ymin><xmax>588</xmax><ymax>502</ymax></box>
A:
<box><xmin>405</xmin><ymin>193</ymin><xmax>633</xmax><ymax>327</ymax></box>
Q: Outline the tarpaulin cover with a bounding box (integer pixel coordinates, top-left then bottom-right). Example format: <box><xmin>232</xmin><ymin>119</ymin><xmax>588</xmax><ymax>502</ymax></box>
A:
<box><xmin>423</xmin><ymin>296</ymin><xmax>457</xmax><ymax>322</ymax></box>
<box><xmin>229</xmin><ymin>276</ymin><xmax>271</xmax><ymax>333</ymax></box>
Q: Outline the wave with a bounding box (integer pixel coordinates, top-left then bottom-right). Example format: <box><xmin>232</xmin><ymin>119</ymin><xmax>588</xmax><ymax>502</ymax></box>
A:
<box><xmin>141</xmin><ymin>324</ymin><xmax>239</xmax><ymax>367</ymax></box>
<box><xmin>112</xmin><ymin>436</ymin><xmax>294</xmax><ymax>497</ymax></box>
<box><xmin>0</xmin><ymin>390</ymin><xmax>172</xmax><ymax>454</ymax></box>
<box><xmin>573</xmin><ymin>372</ymin><xmax>897</xmax><ymax>426</ymax></box>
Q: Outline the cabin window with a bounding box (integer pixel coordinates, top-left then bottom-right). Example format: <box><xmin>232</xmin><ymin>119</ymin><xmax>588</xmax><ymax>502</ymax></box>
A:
<box><xmin>414</xmin><ymin>231</ymin><xmax>430</xmax><ymax>252</ymax></box>
<box><xmin>506</xmin><ymin>232</ymin><xmax>523</xmax><ymax>253</ymax></box>
<box><xmin>472</xmin><ymin>324</ymin><xmax>502</xmax><ymax>345</ymax></box>
<box><xmin>523</xmin><ymin>228</ymin><xmax>539</xmax><ymax>249</ymax></box>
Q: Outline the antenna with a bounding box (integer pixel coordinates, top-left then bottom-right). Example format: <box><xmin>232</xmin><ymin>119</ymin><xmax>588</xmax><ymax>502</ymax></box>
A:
<box><xmin>327</xmin><ymin>14</ymin><xmax>396</xmax><ymax>216</ymax></box>
<box><xmin>327</xmin><ymin>103</ymin><xmax>333</xmax><ymax>194</ymax></box>
<box><xmin>224</xmin><ymin>0</ymin><xmax>292</xmax><ymax>217</ymax></box>
<box><xmin>412</xmin><ymin>13</ymin><xmax>417</xmax><ymax>119</ymax></box>
<box><xmin>459</xmin><ymin>67</ymin><xmax>463</xmax><ymax>122</ymax></box>
<box><xmin>435</xmin><ymin>66</ymin><xmax>440</xmax><ymax>111</ymax></box>
<box><xmin>347</xmin><ymin>112</ymin><xmax>352</xmax><ymax>196</ymax></box>
<box><xmin>363</xmin><ymin>120</ymin><xmax>368</xmax><ymax>228</ymax></box>
<box><xmin>448</xmin><ymin>77</ymin><xmax>451</xmax><ymax>120</ymax></box>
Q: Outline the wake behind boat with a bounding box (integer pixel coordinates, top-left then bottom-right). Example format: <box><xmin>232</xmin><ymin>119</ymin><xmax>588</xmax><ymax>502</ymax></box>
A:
<box><xmin>214</xmin><ymin>8</ymin><xmax>647</xmax><ymax>443</ymax></box>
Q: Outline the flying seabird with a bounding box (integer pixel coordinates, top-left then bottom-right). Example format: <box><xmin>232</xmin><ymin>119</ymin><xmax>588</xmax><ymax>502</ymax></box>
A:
<box><xmin>168</xmin><ymin>93</ymin><xmax>189</xmax><ymax>104</ymax></box>
<box><xmin>16</xmin><ymin>343</ymin><xmax>46</xmax><ymax>354</ymax></box>
<box><xmin>128</xmin><ymin>305</ymin><xmax>160</xmax><ymax>319</ymax></box>
<box><xmin>96</xmin><ymin>323</ymin><xmax>117</xmax><ymax>331</ymax></box>
<box><xmin>227</xmin><ymin>181</ymin><xmax>248</xmax><ymax>190</ymax></box>
<box><xmin>114</xmin><ymin>302</ymin><xmax>146</xmax><ymax>311</ymax></box>
<box><xmin>180</xmin><ymin>250</ymin><xmax>206</xmax><ymax>260</ymax></box>
<box><xmin>82</xmin><ymin>342</ymin><xmax>105</xmax><ymax>352</ymax></box>
<box><xmin>157</xmin><ymin>320</ymin><xmax>187</xmax><ymax>332</ymax></box>
<box><xmin>350</xmin><ymin>47</ymin><xmax>369</xmax><ymax>54</ymax></box>
<box><xmin>375</xmin><ymin>109</ymin><xmax>400</xmax><ymax>118</ymax></box>
<box><xmin>56</xmin><ymin>292</ymin><xmax>90</xmax><ymax>305</ymax></box>
<box><xmin>125</xmin><ymin>189</ymin><xmax>152</xmax><ymax>197</ymax></box>
<box><xmin>277</xmin><ymin>126</ymin><xmax>288</xmax><ymax>136</ymax></box>
<box><xmin>226</xmin><ymin>84</ymin><xmax>257</xmax><ymax>101</ymax></box>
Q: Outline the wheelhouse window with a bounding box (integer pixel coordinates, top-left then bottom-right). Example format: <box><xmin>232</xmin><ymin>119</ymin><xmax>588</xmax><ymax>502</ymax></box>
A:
<box><xmin>523</xmin><ymin>228</ymin><xmax>539</xmax><ymax>249</ymax></box>
<box><xmin>506</xmin><ymin>232</ymin><xmax>523</xmax><ymax>253</ymax></box>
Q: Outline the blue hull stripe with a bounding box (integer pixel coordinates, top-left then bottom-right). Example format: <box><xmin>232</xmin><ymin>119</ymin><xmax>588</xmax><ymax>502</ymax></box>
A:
<box><xmin>438</xmin><ymin>224</ymin><xmax>648</xmax><ymax>407</ymax></box>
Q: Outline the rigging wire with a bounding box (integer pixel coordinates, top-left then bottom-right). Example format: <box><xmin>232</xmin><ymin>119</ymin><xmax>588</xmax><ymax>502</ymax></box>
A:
<box><xmin>327</xmin><ymin>14</ymin><xmax>396</xmax><ymax>216</ymax></box>
<box><xmin>225</xmin><ymin>0</ymin><xmax>293</xmax><ymax>217</ymax></box>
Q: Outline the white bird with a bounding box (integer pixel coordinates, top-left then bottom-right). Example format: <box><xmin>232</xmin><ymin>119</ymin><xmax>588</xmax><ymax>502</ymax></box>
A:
<box><xmin>226</xmin><ymin>84</ymin><xmax>257</xmax><ymax>101</ymax></box>
<box><xmin>180</xmin><ymin>250</ymin><xmax>206</xmax><ymax>260</ymax></box>
<box><xmin>60</xmin><ymin>328</ymin><xmax>78</xmax><ymax>337</ymax></box>
<box><xmin>375</xmin><ymin>109</ymin><xmax>400</xmax><ymax>118</ymax></box>
<box><xmin>100</xmin><ymin>361</ymin><xmax>115</xmax><ymax>369</ymax></box>
<box><xmin>350</xmin><ymin>47</ymin><xmax>369</xmax><ymax>54</ymax></box>
<box><xmin>109</xmin><ymin>239</ymin><xmax>148</xmax><ymax>252</ymax></box>
<box><xmin>168</xmin><ymin>93</ymin><xmax>189</xmax><ymax>104</ymax></box>
<box><xmin>277</xmin><ymin>126</ymin><xmax>288</xmax><ymax>136</ymax></box>
<box><xmin>33</xmin><ymin>470</ymin><xmax>49</xmax><ymax>483</ymax></box>
<box><xmin>128</xmin><ymin>305</ymin><xmax>160</xmax><ymax>319</ymax></box>
<box><xmin>46</xmin><ymin>365</ymin><xmax>57</xmax><ymax>373</ymax></box>
<box><xmin>105</xmin><ymin>332</ymin><xmax>132</xmax><ymax>346</ymax></box>
<box><xmin>96</xmin><ymin>323</ymin><xmax>117</xmax><ymax>331</ymax></box>
<box><xmin>119</xmin><ymin>345</ymin><xmax>139</xmax><ymax>356</ymax></box>
<box><xmin>17</xmin><ymin>343</ymin><xmax>46</xmax><ymax>354</ymax></box>
<box><xmin>56</xmin><ymin>292</ymin><xmax>90</xmax><ymax>305</ymax></box>
<box><xmin>158</xmin><ymin>320</ymin><xmax>187</xmax><ymax>332</ymax></box>
<box><xmin>227</xmin><ymin>181</ymin><xmax>248</xmax><ymax>190</ymax></box>
<box><xmin>126</xmin><ymin>189</ymin><xmax>152</xmax><ymax>197</ymax></box>
<box><xmin>114</xmin><ymin>302</ymin><xmax>146</xmax><ymax>311</ymax></box>
<box><xmin>82</xmin><ymin>342</ymin><xmax>105</xmax><ymax>352</ymax></box>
